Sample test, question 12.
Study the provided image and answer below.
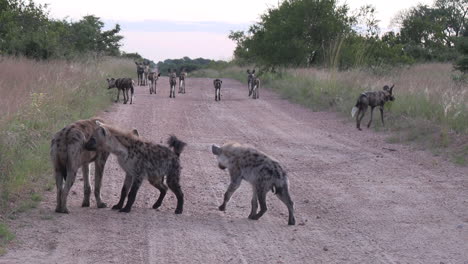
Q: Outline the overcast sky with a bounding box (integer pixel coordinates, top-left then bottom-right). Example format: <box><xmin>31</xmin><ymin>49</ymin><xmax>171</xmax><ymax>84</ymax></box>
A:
<box><xmin>34</xmin><ymin>0</ymin><xmax>434</xmax><ymax>62</ymax></box>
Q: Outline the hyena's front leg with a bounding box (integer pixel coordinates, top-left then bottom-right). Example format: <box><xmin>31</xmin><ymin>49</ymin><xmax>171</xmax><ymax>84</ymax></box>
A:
<box><xmin>112</xmin><ymin>173</ymin><xmax>133</xmax><ymax>210</ymax></box>
<box><xmin>248</xmin><ymin>187</ymin><xmax>258</xmax><ymax>219</ymax></box>
<box><xmin>219</xmin><ymin>178</ymin><xmax>242</xmax><ymax>211</ymax></box>
<box><xmin>120</xmin><ymin>176</ymin><xmax>143</xmax><ymax>213</ymax></box>
<box><xmin>94</xmin><ymin>152</ymin><xmax>109</xmax><ymax>208</ymax></box>
<box><xmin>81</xmin><ymin>163</ymin><xmax>91</xmax><ymax>207</ymax></box>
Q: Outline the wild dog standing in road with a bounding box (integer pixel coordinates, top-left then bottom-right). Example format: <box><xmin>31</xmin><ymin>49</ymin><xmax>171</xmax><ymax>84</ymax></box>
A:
<box><xmin>246</xmin><ymin>69</ymin><xmax>256</xmax><ymax>97</ymax></box>
<box><xmin>214</xmin><ymin>79</ymin><xmax>222</xmax><ymax>101</ymax></box>
<box><xmin>178</xmin><ymin>68</ymin><xmax>187</xmax><ymax>94</ymax></box>
<box><xmin>212</xmin><ymin>142</ymin><xmax>296</xmax><ymax>225</ymax></box>
<box><xmin>107</xmin><ymin>78</ymin><xmax>134</xmax><ymax>104</ymax></box>
<box><xmin>135</xmin><ymin>62</ymin><xmax>144</xmax><ymax>86</ymax></box>
<box><xmin>143</xmin><ymin>63</ymin><xmax>149</xmax><ymax>86</ymax></box>
<box><xmin>148</xmin><ymin>72</ymin><xmax>161</xmax><ymax>94</ymax></box>
<box><xmin>168</xmin><ymin>69</ymin><xmax>177</xmax><ymax>98</ymax></box>
<box><xmin>351</xmin><ymin>84</ymin><xmax>395</xmax><ymax>130</ymax></box>
<box><xmin>85</xmin><ymin>122</ymin><xmax>186</xmax><ymax>214</ymax></box>
<box><xmin>51</xmin><ymin>118</ymin><xmax>110</xmax><ymax>213</ymax></box>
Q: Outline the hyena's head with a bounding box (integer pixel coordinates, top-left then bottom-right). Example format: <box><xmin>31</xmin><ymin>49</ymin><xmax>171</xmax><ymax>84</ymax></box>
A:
<box><xmin>383</xmin><ymin>84</ymin><xmax>395</xmax><ymax>102</ymax></box>
<box><xmin>85</xmin><ymin>121</ymin><xmax>139</xmax><ymax>152</ymax></box>
<box><xmin>212</xmin><ymin>144</ymin><xmax>229</xmax><ymax>170</ymax></box>
<box><xmin>106</xmin><ymin>78</ymin><xmax>117</xmax><ymax>89</ymax></box>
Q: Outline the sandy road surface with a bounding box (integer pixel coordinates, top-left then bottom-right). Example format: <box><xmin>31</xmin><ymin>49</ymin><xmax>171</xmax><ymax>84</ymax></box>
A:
<box><xmin>1</xmin><ymin>77</ymin><xmax>467</xmax><ymax>264</ymax></box>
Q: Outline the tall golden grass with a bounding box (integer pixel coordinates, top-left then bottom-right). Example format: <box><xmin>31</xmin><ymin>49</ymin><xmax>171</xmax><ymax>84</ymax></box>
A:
<box><xmin>0</xmin><ymin>56</ymin><xmax>135</xmax><ymax>222</ymax></box>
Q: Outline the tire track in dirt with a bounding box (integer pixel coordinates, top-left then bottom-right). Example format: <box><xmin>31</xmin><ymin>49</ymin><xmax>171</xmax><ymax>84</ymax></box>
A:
<box><xmin>1</xmin><ymin>77</ymin><xmax>467</xmax><ymax>264</ymax></box>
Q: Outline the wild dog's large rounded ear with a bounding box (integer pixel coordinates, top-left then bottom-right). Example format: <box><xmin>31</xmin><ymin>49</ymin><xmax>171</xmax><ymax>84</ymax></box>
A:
<box><xmin>131</xmin><ymin>128</ymin><xmax>139</xmax><ymax>137</ymax></box>
<box><xmin>247</xmin><ymin>69</ymin><xmax>251</xmax><ymax>74</ymax></box>
<box><xmin>212</xmin><ymin>145</ymin><xmax>222</xmax><ymax>155</ymax></box>
<box><xmin>390</xmin><ymin>84</ymin><xmax>394</xmax><ymax>93</ymax></box>
<box><xmin>106</xmin><ymin>78</ymin><xmax>109</xmax><ymax>82</ymax></box>
<box><xmin>220</xmin><ymin>80</ymin><xmax>222</xmax><ymax>84</ymax></box>
<box><xmin>158</xmin><ymin>73</ymin><xmax>161</xmax><ymax>77</ymax></box>
<box><xmin>252</xmin><ymin>69</ymin><xmax>256</xmax><ymax>74</ymax></box>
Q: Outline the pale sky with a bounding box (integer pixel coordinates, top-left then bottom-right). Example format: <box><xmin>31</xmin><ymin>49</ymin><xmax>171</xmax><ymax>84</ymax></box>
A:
<box><xmin>35</xmin><ymin>0</ymin><xmax>434</xmax><ymax>62</ymax></box>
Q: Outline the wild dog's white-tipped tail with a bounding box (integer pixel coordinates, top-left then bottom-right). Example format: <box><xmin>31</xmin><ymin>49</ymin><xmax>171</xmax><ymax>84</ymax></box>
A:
<box><xmin>351</xmin><ymin>106</ymin><xmax>358</xmax><ymax>117</ymax></box>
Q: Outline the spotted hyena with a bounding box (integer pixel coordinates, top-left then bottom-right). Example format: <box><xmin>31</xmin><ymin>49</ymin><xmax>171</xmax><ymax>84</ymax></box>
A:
<box><xmin>351</xmin><ymin>84</ymin><xmax>395</xmax><ymax>130</ymax></box>
<box><xmin>107</xmin><ymin>78</ymin><xmax>134</xmax><ymax>104</ymax></box>
<box><xmin>148</xmin><ymin>72</ymin><xmax>161</xmax><ymax>94</ymax></box>
<box><xmin>213</xmin><ymin>79</ymin><xmax>222</xmax><ymax>101</ymax></box>
<box><xmin>85</xmin><ymin>121</ymin><xmax>186</xmax><ymax>214</ymax></box>
<box><xmin>178</xmin><ymin>68</ymin><xmax>187</xmax><ymax>94</ymax></box>
<box><xmin>212</xmin><ymin>143</ymin><xmax>295</xmax><ymax>225</ymax></box>
<box><xmin>50</xmin><ymin>118</ymin><xmax>110</xmax><ymax>213</ymax></box>
<box><xmin>168</xmin><ymin>69</ymin><xmax>177</xmax><ymax>98</ymax></box>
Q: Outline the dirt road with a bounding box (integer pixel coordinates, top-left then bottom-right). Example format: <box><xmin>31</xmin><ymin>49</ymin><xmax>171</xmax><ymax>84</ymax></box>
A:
<box><xmin>2</xmin><ymin>77</ymin><xmax>467</xmax><ymax>264</ymax></box>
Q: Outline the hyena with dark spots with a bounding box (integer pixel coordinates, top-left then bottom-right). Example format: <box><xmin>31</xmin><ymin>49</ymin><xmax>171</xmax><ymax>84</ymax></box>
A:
<box><xmin>178</xmin><ymin>68</ymin><xmax>187</xmax><ymax>94</ymax></box>
<box><xmin>213</xmin><ymin>78</ymin><xmax>222</xmax><ymax>101</ymax></box>
<box><xmin>107</xmin><ymin>78</ymin><xmax>134</xmax><ymax>104</ymax></box>
<box><xmin>50</xmin><ymin>118</ymin><xmax>110</xmax><ymax>213</ymax></box>
<box><xmin>168</xmin><ymin>69</ymin><xmax>177</xmax><ymax>98</ymax></box>
<box><xmin>85</xmin><ymin>121</ymin><xmax>186</xmax><ymax>214</ymax></box>
<box><xmin>148</xmin><ymin>72</ymin><xmax>161</xmax><ymax>94</ymax></box>
<box><xmin>212</xmin><ymin>142</ymin><xmax>296</xmax><ymax>225</ymax></box>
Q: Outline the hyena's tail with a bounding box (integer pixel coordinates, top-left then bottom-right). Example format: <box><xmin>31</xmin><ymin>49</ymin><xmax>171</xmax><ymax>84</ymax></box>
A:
<box><xmin>168</xmin><ymin>135</ymin><xmax>187</xmax><ymax>157</ymax></box>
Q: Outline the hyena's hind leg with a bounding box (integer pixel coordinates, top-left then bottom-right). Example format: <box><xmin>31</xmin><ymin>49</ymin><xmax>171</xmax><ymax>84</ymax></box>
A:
<box><xmin>249</xmin><ymin>186</ymin><xmax>268</xmax><ymax>220</ymax></box>
<box><xmin>120</xmin><ymin>176</ymin><xmax>143</xmax><ymax>213</ymax></box>
<box><xmin>54</xmin><ymin>168</ymin><xmax>65</xmax><ymax>213</ymax></box>
<box><xmin>81</xmin><ymin>163</ymin><xmax>91</xmax><ymax>207</ymax></box>
<box><xmin>275</xmin><ymin>186</ymin><xmax>296</xmax><ymax>225</ymax></box>
<box><xmin>148</xmin><ymin>177</ymin><xmax>168</xmax><ymax>209</ymax></box>
<box><xmin>248</xmin><ymin>187</ymin><xmax>258</xmax><ymax>219</ymax></box>
<box><xmin>57</xmin><ymin>166</ymin><xmax>79</xmax><ymax>213</ymax></box>
<box><xmin>167</xmin><ymin>169</ymin><xmax>184</xmax><ymax>214</ymax></box>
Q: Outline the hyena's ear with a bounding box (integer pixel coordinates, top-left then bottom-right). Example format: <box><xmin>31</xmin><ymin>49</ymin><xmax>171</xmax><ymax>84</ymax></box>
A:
<box><xmin>98</xmin><ymin>126</ymin><xmax>107</xmax><ymax>137</ymax></box>
<box><xmin>212</xmin><ymin>145</ymin><xmax>222</xmax><ymax>155</ymax></box>
<box><xmin>131</xmin><ymin>128</ymin><xmax>139</xmax><ymax>137</ymax></box>
<box><xmin>96</xmin><ymin>120</ymin><xmax>104</xmax><ymax>127</ymax></box>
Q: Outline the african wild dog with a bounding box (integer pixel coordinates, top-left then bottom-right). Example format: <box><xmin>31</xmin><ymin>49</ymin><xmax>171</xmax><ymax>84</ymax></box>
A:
<box><xmin>135</xmin><ymin>62</ymin><xmax>145</xmax><ymax>86</ymax></box>
<box><xmin>212</xmin><ymin>142</ymin><xmax>296</xmax><ymax>225</ymax></box>
<box><xmin>143</xmin><ymin>64</ymin><xmax>149</xmax><ymax>86</ymax></box>
<box><xmin>247</xmin><ymin>69</ymin><xmax>256</xmax><ymax>97</ymax></box>
<box><xmin>148</xmin><ymin>72</ymin><xmax>161</xmax><ymax>94</ymax></box>
<box><xmin>107</xmin><ymin>78</ymin><xmax>134</xmax><ymax>104</ymax></box>
<box><xmin>168</xmin><ymin>69</ymin><xmax>177</xmax><ymax>98</ymax></box>
<box><xmin>351</xmin><ymin>84</ymin><xmax>395</xmax><ymax>130</ymax></box>
<box><xmin>85</xmin><ymin>121</ymin><xmax>186</xmax><ymax>214</ymax></box>
<box><xmin>50</xmin><ymin>118</ymin><xmax>110</xmax><ymax>213</ymax></box>
<box><xmin>178</xmin><ymin>68</ymin><xmax>187</xmax><ymax>94</ymax></box>
<box><xmin>214</xmin><ymin>79</ymin><xmax>222</xmax><ymax>101</ymax></box>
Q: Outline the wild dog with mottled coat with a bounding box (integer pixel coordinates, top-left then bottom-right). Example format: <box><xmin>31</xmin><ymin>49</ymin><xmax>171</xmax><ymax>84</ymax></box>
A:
<box><xmin>351</xmin><ymin>84</ymin><xmax>395</xmax><ymax>130</ymax></box>
<box><xmin>51</xmin><ymin>118</ymin><xmax>110</xmax><ymax>213</ymax></box>
<box><xmin>143</xmin><ymin>64</ymin><xmax>149</xmax><ymax>86</ymax></box>
<box><xmin>212</xmin><ymin>142</ymin><xmax>296</xmax><ymax>225</ymax></box>
<box><xmin>246</xmin><ymin>69</ymin><xmax>256</xmax><ymax>97</ymax></box>
<box><xmin>178</xmin><ymin>69</ymin><xmax>187</xmax><ymax>94</ymax></box>
<box><xmin>168</xmin><ymin>69</ymin><xmax>177</xmax><ymax>98</ymax></box>
<box><xmin>214</xmin><ymin>79</ymin><xmax>222</xmax><ymax>101</ymax></box>
<box><xmin>148</xmin><ymin>72</ymin><xmax>161</xmax><ymax>94</ymax></box>
<box><xmin>85</xmin><ymin>122</ymin><xmax>186</xmax><ymax>214</ymax></box>
<box><xmin>251</xmin><ymin>77</ymin><xmax>260</xmax><ymax>99</ymax></box>
<box><xmin>107</xmin><ymin>78</ymin><xmax>134</xmax><ymax>104</ymax></box>
<box><xmin>135</xmin><ymin>62</ymin><xmax>145</xmax><ymax>86</ymax></box>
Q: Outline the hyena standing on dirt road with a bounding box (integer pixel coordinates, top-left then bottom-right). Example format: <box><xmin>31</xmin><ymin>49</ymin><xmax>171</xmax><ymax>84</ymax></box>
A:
<box><xmin>51</xmin><ymin>118</ymin><xmax>110</xmax><ymax>213</ymax></box>
<box><xmin>85</xmin><ymin>121</ymin><xmax>187</xmax><ymax>214</ymax></box>
<box><xmin>135</xmin><ymin>62</ymin><xmax>145</xmax><ymax>86</ymax></box>
<box><xmin>148</xmin><ymin>72</ymin><xmax>161</xmax><ymax>94</ymax></box>
<box><xmin>212</xmin><ymin>143</ymin><xmax>296</xmax><ymax>225</ymax></box>
<box><xmin>178</xmin><ymin>68</ymin><xmax>187</xmax><ymax>94</ymax></box>
<box><xmin>168</xmin><ymin>69</ymin><xmax>177</xmax><ymax>98</ymax></box>
<box><xmin>107</xmin><ymin>78</ymin><xmax>134</xmax><ymax>104</ymax></box>
<box><xmin>246</xmin><ymin>69</ymin><xmax>256</xmax><ymax>97</ymax></box>
<box><xmin>213</xmin><ymin>78</ymin><xmax>222</xmax><ymax>101</ymax></box>
<box><xmin>351</xmin><ymin>84</ymin><xmax>395</xmax><ymax>130</ymax></box>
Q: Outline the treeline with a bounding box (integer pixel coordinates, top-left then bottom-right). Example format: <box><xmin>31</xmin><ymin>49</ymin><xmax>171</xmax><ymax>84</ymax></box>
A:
<box><xmin>0</xmin><ymin>0</ymin><xmax>123</xmax><ymax>59</ymax></box>
<box><xmin>230</xmin><ymin>0</ymin><xmax>467</xmax><ymax>71</ymax></box>
<box><xmin>157</xmin><ymin>57</ymin><xmax>229</xmax><ymax>75</ymax></box>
